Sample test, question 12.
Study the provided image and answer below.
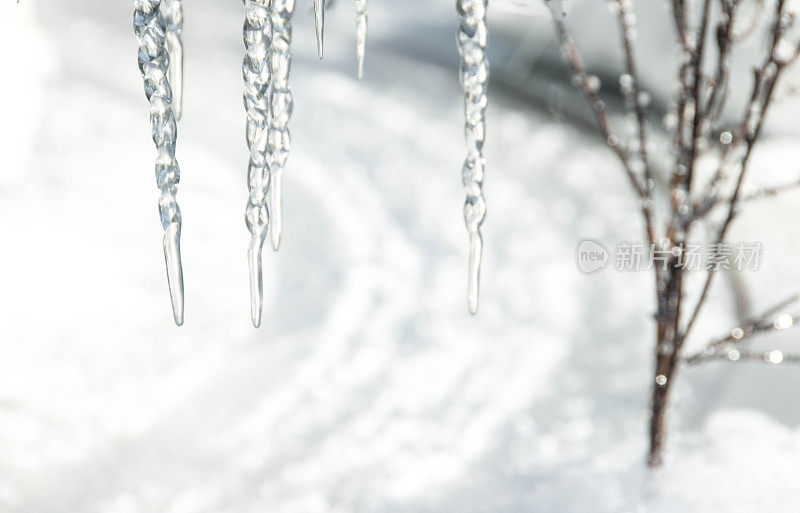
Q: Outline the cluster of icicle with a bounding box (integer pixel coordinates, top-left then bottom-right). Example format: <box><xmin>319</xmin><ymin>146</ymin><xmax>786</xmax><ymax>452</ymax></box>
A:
<box><xmin>242</xmin><ymin>0</ymin><xmax>279</xmax><ymax>328</ymax></box>
<box><xmin>243</xmin><ymin>0</ymin><xmax>368</xmax><ymax>327</ymax></box>
<box><xmin>135</xmin><ymin>1</ymin><xmax>496</xmax><ymax>324</ymax></box>
<box><xmin>457</xmin><ymin>0</ymin><xmax>489</xmax><ymax>315</ymax></box>
<box><xmin>133</xmin><ymin>0</ymin><xmax>185</xmax><ymax>326</ymax></box>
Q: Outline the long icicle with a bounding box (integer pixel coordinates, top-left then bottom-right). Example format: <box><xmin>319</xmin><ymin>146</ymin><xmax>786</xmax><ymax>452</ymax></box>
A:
<box><xmin>314</xmin><ymin>0</ymin><xmax>325</xmax><ymax>58</ymax></box>
<box><xmin>134</xmin><ymin>0</ymin><xmax>185</xmax><ymax>326</ymax></box>
<box><xmin>267</xmin><ymin>0</ymin><xmax>295</xmax><ymax>251</ymax></box>
<box><xmin>355</xmin><ymin>0</ymin><xmax>367</xmax><ymax>79</ymax></box>
<box><xmin>163</xmin><ymin>0</ymin><xmax>184</xmax><ymax>120</ymax></box>
<box><xmin>242</xmin><ymin>0</ymin><xmax>274</xmax><ymax>327</ymax></box>
<box><xmin>456</xmin><ymin>0</ymin><xmax>489</xmax><ymax>315</ymax></box>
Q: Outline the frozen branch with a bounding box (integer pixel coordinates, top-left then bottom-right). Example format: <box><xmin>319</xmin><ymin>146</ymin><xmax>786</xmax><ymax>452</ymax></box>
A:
<box><xmin>684</xmin><ymin>293</ymin><xmax>800</xmax><ymax>364</ymax></box>
<box><xmin>614</xmin><ymin>0</ymin><xmax>657</xmax><ymax>252</ymax></box>
<box><xmin>681</xmin><ymin>0</ymin><xmax>796</xmax><ymax>344</ymax></box>
<box><xmin>542</xmin><ymin>0</ymin><xmax>657</xmax><ymax>248</ymax></box>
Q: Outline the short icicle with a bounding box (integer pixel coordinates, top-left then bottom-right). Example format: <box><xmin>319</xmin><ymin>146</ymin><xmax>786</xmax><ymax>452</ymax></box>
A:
<box><xmin>456</xmin><ymin>0</ymin><xmax>489</xmax><ymax>315</ymax></box>
<box><xmin>134</xmin><ymin>0</ymin><xmax>185</xmax><ymax>326</ymax></box>
<box><xmin>267</xmin><ymin>0</ymin><xmax>295</xmax><ymax>251</ymax></box>
<box><xmin>242</xmin><ymin>0</ymin><xmax>274</xmax><ymax>327</ymax></box>
<box><xmin>163</xmin><ymin>0</ymin><xmax>184</xmax><ymax>120</ymax></box>
<box><xmin>314</xmin><ymin>0</ymin><xmax>325</xmax><ymax>58</ymax></box>
<box><xmin>355</xmin><ymin>0</ymin><xmax>367</xmax><ymax>79</ymax></box>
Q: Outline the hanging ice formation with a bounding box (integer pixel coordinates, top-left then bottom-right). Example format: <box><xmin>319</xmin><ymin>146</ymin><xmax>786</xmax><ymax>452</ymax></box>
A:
<box><xmin>163</xmin><ymin>0</ymin><xmax>184</xmax><ymax>120</ymax></box>
<box><xmin>355</xmin><ymin>0</ymin><xmax>367</xmax><ymax>78</ymax></box>
<box><xmin>243</xmin><ymin>0</ymin><xmax>274</xmax><ymax>328</ymax></box>
<box><xmin>134</xmin><ymin>0</ymin><xmax>185</xmax><ymax>326</ymax></box>
<box><xmin>314</xmin><ymin>0</ymin><xmax>325</xmax><ymax>58</ymax></box>
<box><xmin>268</xmin><ymin>0</ymin><xmax>295</xmax><ymax>251</ymax></box>
<box><xmin>456</xmin><ymin>0</ymin><xmax>489</xmax><ymax>315</ymax></box>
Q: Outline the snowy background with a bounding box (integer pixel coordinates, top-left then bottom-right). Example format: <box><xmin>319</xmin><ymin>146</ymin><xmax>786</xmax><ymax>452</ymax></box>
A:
<box><xmin>3</xmin><ymin>0</ymin><xmax>800</xmax><ymax>511</ymax></box>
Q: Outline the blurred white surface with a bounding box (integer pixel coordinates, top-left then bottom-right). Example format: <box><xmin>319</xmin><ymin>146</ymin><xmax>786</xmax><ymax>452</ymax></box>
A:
<box><xmin>2</xmin><ymin>1</ymin><xmax>800</xmax><ymax>512</ymax></box>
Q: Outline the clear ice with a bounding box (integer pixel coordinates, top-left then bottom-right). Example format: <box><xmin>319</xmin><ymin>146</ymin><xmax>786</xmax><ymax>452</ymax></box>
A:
<box><xmin>268</xmin><ymin>0</ymin><xmax>295</xmax><ymax>252</ymax></box>
<box><xmin>355</xmin><ymin>0</ymin><xmax>367</xmax><ymax>79</ymax></box>
<box><xmin>163</xmin><ymin>0</ymin><xmax>183</xmax><ymax>120</ymax></box>
<box><xmin>134</xmin><ymin>0</ymin><xmax>185</xmax><ymax>325</ymax></box>
<box><xmin>457</xmin><ymin>0</ymin><xmax>489</xmax><ymax>314</ymax></box>
<box><xmin>314</xmin><ymin>0</ymin><xmax>325</xmax><ymax>58</ymax></box>
<box><xmin>243</xmin><ymin>0</ymin><xmax>273</xmax><ymax>327</ymax></box>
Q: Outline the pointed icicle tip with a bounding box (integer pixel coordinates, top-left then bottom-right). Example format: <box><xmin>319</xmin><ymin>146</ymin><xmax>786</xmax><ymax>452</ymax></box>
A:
<box><xmin>468</xmin><ymin>232</ymin><xmax>483</xmax><ymax>315</ymax></box>
<box><xmin>357</xmin><ymin>52</ymin><xmax>366</xmax><ymax>80</ymax></box>
<box><xmin>314</xmin><ymin>0</ymin><xmax>325</xmax><ymax>59</ymax></box>
<box><xmin>248</xmin><ymin>233</ymin><xmax>266</xmax><ymax>328</ymax></box>
<box><xmin>269</xmin><ymin>169</ymin><xmax>283</xmax><ymax>251</ymax></box>
<box><xmin>163</xmin><ymin>223</ymin><xmax>185</xmax><ymax>326</ymax></box>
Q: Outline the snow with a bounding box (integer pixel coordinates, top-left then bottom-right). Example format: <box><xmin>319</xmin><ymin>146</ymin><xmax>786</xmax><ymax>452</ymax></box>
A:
<box><xmin>1</xmin><ymin>1</ymin><xmax>800</xmax><ymax>511</ymax></box>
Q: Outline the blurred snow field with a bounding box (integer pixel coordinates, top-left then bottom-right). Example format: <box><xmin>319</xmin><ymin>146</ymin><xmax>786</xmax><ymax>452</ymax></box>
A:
<box><xmin>1</xmin><ymin>1</ymin><xmax>800</xmax><ymax>512</ymax></box>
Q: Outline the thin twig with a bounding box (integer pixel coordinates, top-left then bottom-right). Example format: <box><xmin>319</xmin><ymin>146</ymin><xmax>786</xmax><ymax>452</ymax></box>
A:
<box><xmin>614</xmin><ymin>0</ymin><xmax>659</xmax><ymax>268</ymax></box>
<box><xmin>542</xmin><ymin>1</ymin><xmax>655</xmax><ymax>240</ymax></box>
<box><xmin>681</xmin><ymin>0</ymin><xmax>793</xmax><ymax>344</ymax></box>
<box><xmin>684</xmin><ymin>293</ymin><xmax>800</xmax><ymax>363</ymax></box>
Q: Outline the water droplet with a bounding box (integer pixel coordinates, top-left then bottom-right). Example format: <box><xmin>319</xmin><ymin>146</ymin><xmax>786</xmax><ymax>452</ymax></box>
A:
<box><xmin>720</xmin><ymin>131</ymin><xmax>733</xmax><ymax>145</ymax></box>
<box><xmin>773</xmin><ymin>38</ymin><xmax>795</xmax><ymax>64</ymax></box>
<box><xmin>619</xmin><ymin>73</ymin><xmax>633</xmax><ymax>93</ymax></box>
<box><xmin>656</xmin><ymin>374</ymin><xmax>667</xmax><ymax>386</ymax></box>
<box><xmin>768</xmin><ymin>350</ymin><xmax>784</xmax><ymax>364</ymax></box>
<box><xmin>728</xmin><ymin>349</ymin><xmax>741</xmax><ymax>361</ymax></box>
<box><xmin>662</xmin><ymin>112</ymin><xmax>677</xmax><ymax>130</ymax></box>
<box><xmin>774</xmin><ymin>314</ymin><xmax>794</xmax><ymax>330</ymax></box>
<box><xmin>731</xmin><ymin>327</ymin><xmax>744</xmax><ymax>339</ymax></box>
<box><xmin>585</xmin><ymin>75</ymin><xmax>601</xmax><ymax>93</ymax></box>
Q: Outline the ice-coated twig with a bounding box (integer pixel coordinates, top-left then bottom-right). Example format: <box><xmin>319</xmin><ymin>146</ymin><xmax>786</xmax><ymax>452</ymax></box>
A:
<box><xmin>687</xmin><ymin>349</ymin><xmax>800</xmax><ymax>365</ymax></box>
<box><xmin>242</xmin><ymin>0</ymin><xmax>274</xmax><ymax>328</ymax></box>
<box><xmin>680</xmin><ymin>0</ymin><xmax>797</xmax><ymax>345</ymax></box>
<box><xmin>457</xmin><ymin>0</ymin><xmax>489</xmax><ymax>315</ymax></box>
<box><xmin>355</xmin><ymin>0</ymin><xmax>367</xmax><ymax>79</ymax></box>
<box><xmin>163</xmin><ymin>0</ymin><xmax>184</xmax><ymax>120</ymax></box>
<box><xmin>134</xmin><ymin>0</ymin><xmax>185</xmax><ymax>326</ymax></box>
<box><xmin>268</xmin><ymin>0</ymin><xmax>295</xmax><ymax>251</ymax></box>
<box><xmin>684</xmin><ymin>294</ymin><xmax>800</xmax><ymax>364</ymax></box>
<box><xmin>314</xmin><ymin>0</ymin><xmax>325</xmax><ymax>58</ymax></box>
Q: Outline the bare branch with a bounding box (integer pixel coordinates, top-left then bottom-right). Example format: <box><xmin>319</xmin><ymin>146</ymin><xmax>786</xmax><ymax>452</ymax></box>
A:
<box><xmin>681</xmin><ymin>0</ymin><xmax>793</xmax><ymax>344</ymax></box>
<box><xmin>542</xmin><ymin>0</ymin><xmax>656</xmax><ymax>246</ymax></box>
<box><xmin>684</xmin><ymin>293</ymin><xmax>800</xmax><ymax>364</ymax></box>
<box><xmin>688</xmin><ymin>348</ymin><xmax>800</xmax><ymax>364</ymax></box>
<box><xmin>613</xmin><ymin>0</ymin><xmax>660</xmax><ymax>268</ymax></box>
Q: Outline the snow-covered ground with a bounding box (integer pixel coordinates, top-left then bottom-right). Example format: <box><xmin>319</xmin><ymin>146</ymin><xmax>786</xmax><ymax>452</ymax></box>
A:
<box><xmin>2</xmin><ymin>1</ymin><xmax>800</xmax><ymax>512</ymax></box>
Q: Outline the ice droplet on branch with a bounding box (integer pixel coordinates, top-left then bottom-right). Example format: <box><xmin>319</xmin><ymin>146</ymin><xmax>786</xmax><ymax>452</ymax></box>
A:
<box><xmin>457</xmin><ymin>0</ymin><xmax>489</xmax><ymax>315</ymax></box>
<box><xmin>134</xmin><ymin>0</ymin><xmax>185</xmax><ymax>326</ymax></box>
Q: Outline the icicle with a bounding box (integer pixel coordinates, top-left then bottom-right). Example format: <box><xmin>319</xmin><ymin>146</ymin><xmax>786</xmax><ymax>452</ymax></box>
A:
<box><xmin>134</xmin><ymin>0</ymin><xmax>185</xmax><ymax>326</ymax></box>
<box><xmin>456</xmin><ymin>0</ymin><xmax>489</xmax><ymax>315</ymax></box>
<box><xmin>242</xmin><ymin>0</ymin><xmax>273</xmax><ymax>327</ymax></box>
<box><xmin>314</xmin><ymin>0</ymin><xmax>325</xmax><ymax>58</ymax></box>
<box><xmin>267</xmin><ymin>0</ymin><xmax>295</xmax><ymax>251</ymax></box>
<box><xmin>163</xmin><ymin>0</ymin><xmax>184</xmax><ymax>120</ymax></box>
<box><xmin>355</xmin><ymin>0</ymin><xmax>368</xmax><ymax>79</ymax></box>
